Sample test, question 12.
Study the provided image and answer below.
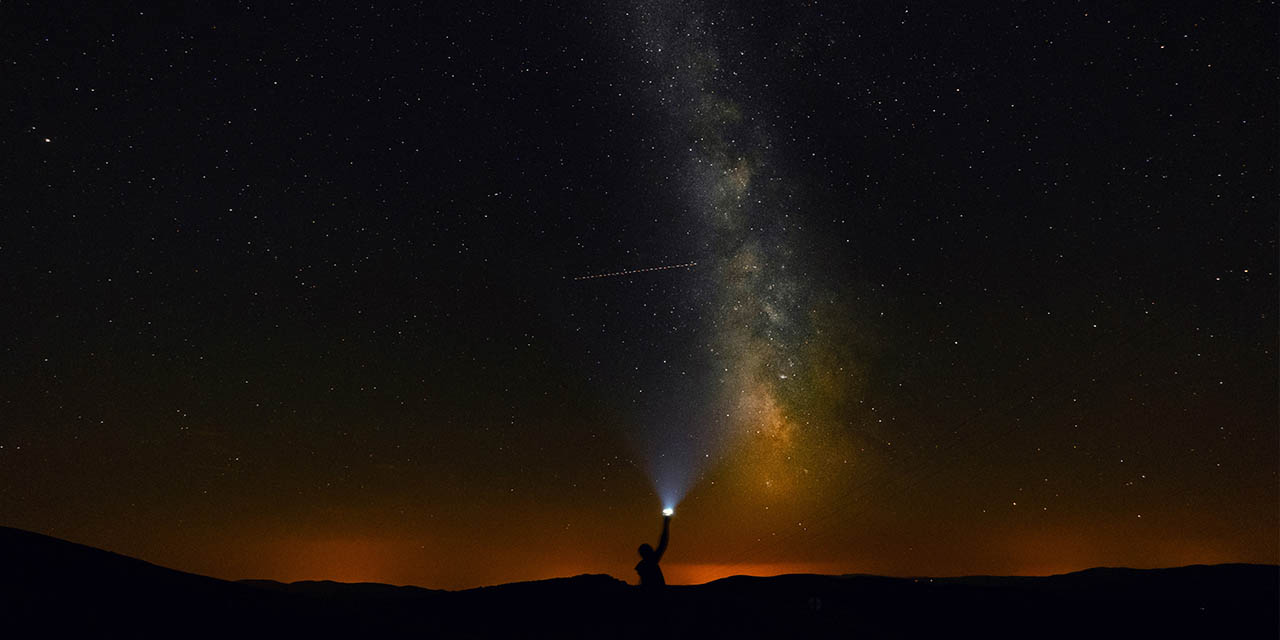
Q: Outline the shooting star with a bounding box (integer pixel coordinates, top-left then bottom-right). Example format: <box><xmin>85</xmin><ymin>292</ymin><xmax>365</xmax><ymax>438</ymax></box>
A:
<box><xmin>573</xmin><ymin>261</ymin><xmax>698</xmax><ymax>281</ymax></box>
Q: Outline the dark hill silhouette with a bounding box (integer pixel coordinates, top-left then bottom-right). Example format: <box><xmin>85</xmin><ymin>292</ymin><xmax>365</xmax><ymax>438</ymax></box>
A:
<box><xmin>3</xmin><ymin>526</ymin><xmax>1275</xmax><ymax>638</ymax></box>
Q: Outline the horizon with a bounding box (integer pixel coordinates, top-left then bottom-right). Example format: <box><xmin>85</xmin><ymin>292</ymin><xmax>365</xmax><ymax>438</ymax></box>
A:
<box><xmin>8</xmin><ymin>524</ymin><xmax>1272</xmax><ymax>592</ymax></box>
<box><xmin>8</xmin><ymin>525</ymin><xmax>1275</xmax><ymax>638</ymax></box>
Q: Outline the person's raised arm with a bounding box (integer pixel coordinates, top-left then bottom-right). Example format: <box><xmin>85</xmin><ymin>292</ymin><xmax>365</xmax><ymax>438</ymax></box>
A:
<box><xmin>654</xmin><ymin>515</ymin><xmax>671</xmax><ymax>559</ymax></box>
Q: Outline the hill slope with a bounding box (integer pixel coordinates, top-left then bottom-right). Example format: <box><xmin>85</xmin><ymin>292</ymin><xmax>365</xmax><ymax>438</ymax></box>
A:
<box><xmin>3</xmin><ymin>526</ymin><xmax>1275</xmax><ymax>638</ymax></box>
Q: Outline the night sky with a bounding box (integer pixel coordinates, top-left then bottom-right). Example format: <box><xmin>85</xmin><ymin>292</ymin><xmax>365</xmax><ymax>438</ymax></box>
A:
<box><xmin>3</xmin><ymin>2</ymin><xmax>1276</xmax><ymax>589</ymax></box>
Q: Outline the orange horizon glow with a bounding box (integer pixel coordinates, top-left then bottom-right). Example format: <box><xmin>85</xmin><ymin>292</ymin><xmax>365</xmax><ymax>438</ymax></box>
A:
<box><xmin>89</xmin><ymin>519</ymin><xmax>1275</xmax><ymax>592</ymax></box>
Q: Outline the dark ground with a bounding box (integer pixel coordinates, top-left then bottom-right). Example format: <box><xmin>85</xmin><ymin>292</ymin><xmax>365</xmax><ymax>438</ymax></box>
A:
<box><xmin>3</xmin><ymin>526</ymin><xmax>1276</xmax><ymax>638</ymax></box>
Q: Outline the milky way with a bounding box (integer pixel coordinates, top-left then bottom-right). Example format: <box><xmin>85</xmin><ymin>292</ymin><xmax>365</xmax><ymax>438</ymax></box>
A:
<box><xmin>617</xmin><ymin>1</ymin><xmax>853</xmax><ymax>510</ymax></box>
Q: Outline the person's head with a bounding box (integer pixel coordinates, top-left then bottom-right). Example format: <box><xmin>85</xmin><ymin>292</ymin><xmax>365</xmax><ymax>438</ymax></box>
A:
<box><xmin>638</xmin><ymin>543</ymin><xmax>654</xmax><ymax>560</ymax></box>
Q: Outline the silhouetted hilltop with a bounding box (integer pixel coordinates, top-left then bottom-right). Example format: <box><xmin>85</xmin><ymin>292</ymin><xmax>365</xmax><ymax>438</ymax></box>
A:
<box><xmin>240</xmin><ymin>578</ymin><xmax>442</xmax><ymax>599</ymax></box>
<box><xmin>3</xmin><ymin>526</ymin><xmax>1275</xmax><ymax>638</ymax></box>
<box><xmin>3</xmin><ymin>526</ymin><xmax>300</xmax><ymax>636</ymax></box>
<box><xmin>241</xmin><ymin>572</ymin><xmax>625</xmax><ymax>599</ymax></box>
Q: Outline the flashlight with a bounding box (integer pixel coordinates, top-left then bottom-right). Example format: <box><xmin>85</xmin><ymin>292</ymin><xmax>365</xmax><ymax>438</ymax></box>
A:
<box><xmin>662</xmin><ymin>507</ymin><xmax>674</xmax><ymax>517</ymax></box>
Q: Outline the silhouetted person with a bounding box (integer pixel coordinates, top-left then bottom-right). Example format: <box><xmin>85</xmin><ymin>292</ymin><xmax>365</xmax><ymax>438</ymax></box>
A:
<box><xmin>635</xmin><ymin>514</ymin><xmax>671</xmax><ymax>587</ymax></box>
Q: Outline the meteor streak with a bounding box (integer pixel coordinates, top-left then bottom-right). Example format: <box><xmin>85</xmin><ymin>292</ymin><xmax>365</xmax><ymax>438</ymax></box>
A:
<box><xmin>572</xmin><ymin>261</ymin><xmax>697</xmax><ymax>281</ymax></box>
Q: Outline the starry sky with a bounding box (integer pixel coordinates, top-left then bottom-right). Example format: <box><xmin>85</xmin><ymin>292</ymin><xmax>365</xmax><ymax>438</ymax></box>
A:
<box><xmin>3</xmin><ymin>1</ymin><xmax>1276</xmax><ymax>589</ymax></box>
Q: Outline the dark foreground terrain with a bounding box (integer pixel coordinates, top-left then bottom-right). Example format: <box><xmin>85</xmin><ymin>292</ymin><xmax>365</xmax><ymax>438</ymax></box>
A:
<box><xmin>3</xmin><ymin>526</ymin><xmax>1275</xmax><ymax>638</ymax></box>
